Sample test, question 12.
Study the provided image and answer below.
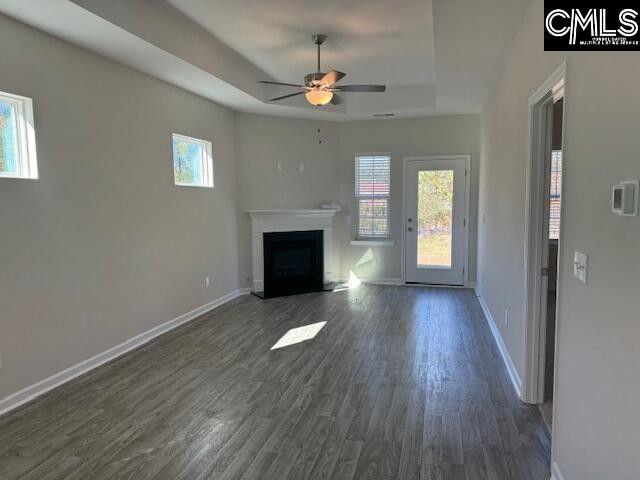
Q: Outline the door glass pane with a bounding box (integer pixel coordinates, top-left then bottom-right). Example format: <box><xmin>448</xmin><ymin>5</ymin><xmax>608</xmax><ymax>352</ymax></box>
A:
<box><xmin>417</xmin><ymin>170</ymin><xmax>454</xmax><ymax>268</ymax></box>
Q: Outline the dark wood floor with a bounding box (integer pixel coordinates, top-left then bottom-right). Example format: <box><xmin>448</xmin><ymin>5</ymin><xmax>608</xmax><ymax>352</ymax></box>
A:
<box><xmin>0</xmin><ymin>286</ymin><xmax>550</xmax><ymax>479</ymax></box>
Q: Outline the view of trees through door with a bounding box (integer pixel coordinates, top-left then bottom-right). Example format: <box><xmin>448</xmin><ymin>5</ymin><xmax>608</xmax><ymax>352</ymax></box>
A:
<box><xmin>417</xmin><ymin>169</ymin><xmax>454</xmax><ymax>267</ymax></box>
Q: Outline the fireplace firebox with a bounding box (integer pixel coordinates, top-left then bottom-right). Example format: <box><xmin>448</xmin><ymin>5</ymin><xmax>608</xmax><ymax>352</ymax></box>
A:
<box><xmin>262</xmin><ymin>230</ymin><xmax>324</xmax><ymax>298</ymax></box>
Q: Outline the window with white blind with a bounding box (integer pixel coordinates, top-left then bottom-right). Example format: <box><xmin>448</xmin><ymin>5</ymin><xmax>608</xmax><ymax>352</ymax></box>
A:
<box><xmin>355</xmin><ymin>154</ymin><xmax>391</xmax><ymax>239</ymax></box>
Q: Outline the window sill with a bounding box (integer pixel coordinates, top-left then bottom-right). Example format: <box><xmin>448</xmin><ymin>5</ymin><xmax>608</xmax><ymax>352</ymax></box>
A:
<box><xmin>0</xmin><ymin>173</ymin><xmax>37</xmax><ymax>180</ymax></box>
<box><xmin>174</xmin><ymin>182</ymin><xmax>214</xmax><ymax>189</ymax></box>
<box><xmin>350</xmin><ymin>239</ymin><xmax>396</xmax><ymax>247</ymax></box>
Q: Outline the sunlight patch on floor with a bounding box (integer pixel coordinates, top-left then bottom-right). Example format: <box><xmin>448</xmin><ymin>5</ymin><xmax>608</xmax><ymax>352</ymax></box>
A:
<box><xmin>270</xmin><ymin>321</ymin><xmax>327</xmax><ymax>350</ymax></box>
<box><xmin>332</xmin><ymin>270</ymin><xmax>362</xmax><ymax>292</ymax></box>
<box><xmin>346</xmin><ymin>270</ymin><xmax>362</xmax><ymax>288</ymax></box>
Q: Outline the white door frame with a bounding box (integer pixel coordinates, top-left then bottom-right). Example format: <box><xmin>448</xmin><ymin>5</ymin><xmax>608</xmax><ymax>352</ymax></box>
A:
<box><xmin>522</xmin><ymin>63</ymin><xmax>567</xmax><ymax>405</ymax></box>
<box><xmin>401</xmin><ymin>155</ymin><xmax>471</xmax><ymax>287</ymax></box>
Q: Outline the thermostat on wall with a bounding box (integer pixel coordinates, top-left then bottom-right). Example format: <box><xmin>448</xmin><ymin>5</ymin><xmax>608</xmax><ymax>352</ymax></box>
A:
<box><xmin>612</xmin><ymin>180</ymin><xmax>639</xmax><ymax>216</ymax></box>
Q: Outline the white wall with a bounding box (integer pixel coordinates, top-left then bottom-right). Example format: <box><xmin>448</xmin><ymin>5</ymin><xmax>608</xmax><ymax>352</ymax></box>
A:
<box><xmin>234</xmin><ymin>113</ymin><xmax>341</xmax><ymax>285</ymax></box>
<box><xmin>477</xmin><ymin>0</ymin><xmax>640</xmax><ymax>478</ymax></box>
<box><xmin>338</xmin><ymin>116</ymin><xmax>480</xmax><ymax>283</ymax></box>
<box><xmin>0</xmin><ymin>14</ymin><xmax>241</xmax><ymax>400</ymax></box>
<box><xmin>235</xmin><ymin>113</ymin><xmax>480</xmax><ymax>286</ymax></box>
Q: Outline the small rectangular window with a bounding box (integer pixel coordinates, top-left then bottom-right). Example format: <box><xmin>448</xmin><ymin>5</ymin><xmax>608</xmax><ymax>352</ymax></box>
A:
<box><xmin>172</xmin><ymin>133</ymin><xmax>213</xmax><ymax>188</ymax></box>
<box><xmin>355</xmin><ymin>154</ymin><xmax>391</xmax><ymax>239</ymax></box>
<box><xmin>0</xmin><ymin>90</ymin><xmax>38</xmax><ymax>179</ymax></box>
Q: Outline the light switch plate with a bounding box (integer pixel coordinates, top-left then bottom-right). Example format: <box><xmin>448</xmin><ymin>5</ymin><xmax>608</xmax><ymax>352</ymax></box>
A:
<box><xmin>574</xmin><ymin>251</ymin><xmax>588</xmax><ymax>284</ymax></box>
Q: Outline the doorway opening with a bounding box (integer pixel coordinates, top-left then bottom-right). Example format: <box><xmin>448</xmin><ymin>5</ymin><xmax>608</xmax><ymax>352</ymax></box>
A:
<box><xmin>539</xmin><ymin>97</ymin><xmax>563</xmax><ymax>432</ymax></box>
<box><xmin>523</xmin><ymin>64</ymin><xmax>566</xmax><ymax>437</ymax></box>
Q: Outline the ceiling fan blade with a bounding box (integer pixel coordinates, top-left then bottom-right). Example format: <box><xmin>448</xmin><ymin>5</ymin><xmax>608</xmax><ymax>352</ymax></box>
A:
<box><xmin>259</xmin><ymin>80</ymin><xmax>304</xmax><ymax>88</ymax></box>
<box><xmin>321</xmin><ymin>70</ymin><xmax>346</xmax><ymax>86</ymax></box>
<box><xmin>335</xmin><ymin>85</ymin><xmax>386</xmax><ymax>92</ymax></box>
<box><xmin>330</xmin><ymin>94</ymin><xmax>344</xmax><ymax>105</ymax></box>
<box><xmin>268</xmin><ymin>91</ymin><xmax>304</xmax><ymax>102</ymax></box>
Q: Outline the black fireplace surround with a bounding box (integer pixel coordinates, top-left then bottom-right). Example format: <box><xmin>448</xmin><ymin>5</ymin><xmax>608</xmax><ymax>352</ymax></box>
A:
<box><xmin>263</xmin><ymin>230</ymin><xmax>324</xmax><ymax>298</ymax></box>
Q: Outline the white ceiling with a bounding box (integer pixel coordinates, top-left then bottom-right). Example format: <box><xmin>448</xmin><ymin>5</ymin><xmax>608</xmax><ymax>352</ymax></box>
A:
<box><xmin>0</xmin><ymin>0</ymin><xmax>533</xmax><ymax>120</ymax></box>
<box><xmin>165</xmin><ymin>0</ymin><xmax>436</xmax><ymax>88</ymax></box>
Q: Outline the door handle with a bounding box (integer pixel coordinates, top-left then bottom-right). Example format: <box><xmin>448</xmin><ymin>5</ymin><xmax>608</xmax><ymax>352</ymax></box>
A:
<box><xmin>407</xmin><ymin>227</ymin><xmax>413</xmax><ymax>232</ymax></box>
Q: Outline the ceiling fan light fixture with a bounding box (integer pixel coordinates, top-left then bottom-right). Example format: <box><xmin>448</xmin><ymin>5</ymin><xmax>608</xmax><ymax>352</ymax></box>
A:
<box><xmin>305</xmin><ymin>88</ymin><xmax>333</xmax><ymax>106</ymax></box>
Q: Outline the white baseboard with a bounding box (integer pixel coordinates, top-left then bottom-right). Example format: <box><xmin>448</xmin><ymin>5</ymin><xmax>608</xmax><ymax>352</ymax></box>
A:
<box><xmin>551</xmin><ymin>462</ymin><xmax>565</xmax><ymax>480</ymax></box>
<box><xmin>0</xmin><ymin>288</ymin><xmax>250</xmax><ymax>417</ymax></box>
<box><xmin>474</xmin><ymin>288</ymin><xmax>523</xmax><ymax>399</ymax></box>
<box><xmin>338</xmin><ymin>276</ymin><xmax>404</xmax><ymax>286</ymax></box>
<box><xmin>337</xmin><ymin>277</ymin><xmax>477</xmax><ymax>289</ymax></box>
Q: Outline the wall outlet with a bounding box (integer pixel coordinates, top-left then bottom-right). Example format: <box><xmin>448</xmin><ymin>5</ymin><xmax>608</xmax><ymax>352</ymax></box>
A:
<box><xmin>204</xmin><ymin>276</ymin><xmax>211</xmax><ymax>288</ymax></box>
<box><xmin>504</xmin><ymin>309</ymin><xmax>509</xmax><ymax>327</ymax></box>
<box><xmin>299</xmin><ymin>162</ymin><xmax>305</xmax><ymax>173</ymax></box>
<box><xmin>276</xmin><ymin>160</ymin><xmax>284</xmax><ymax>172</ymax></box>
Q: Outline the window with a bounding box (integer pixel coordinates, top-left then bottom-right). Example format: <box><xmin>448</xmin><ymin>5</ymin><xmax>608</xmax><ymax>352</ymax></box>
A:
<box><xmin>0</xmin><ymin>90</ymin><xmax>38</xmax><ymax>179</ymax></box>
<box><xmin>548</xmin><ymin>150</ymin><xmax>562</xmax><ymax>240</ymax></box>
<box><xmin>172</xmin><ymin>133</ymin><xmax>213</xmax><ymax>188</ymax></box>
<box><xmin>355</xmin><ymin>154</ymin><xmax>391</xmax><ymax>239</ymax></box>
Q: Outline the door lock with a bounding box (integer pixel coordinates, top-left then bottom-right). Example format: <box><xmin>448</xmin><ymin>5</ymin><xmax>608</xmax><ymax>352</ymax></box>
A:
<box><xmin>541</xmin><ymin>267</ymin><xmax>549</xmax><ymax>276</ymax></box>
<box><xmin>408</xmin><ymin>226</ymin><xmax>413</xmax><ymax>232</ymax></box>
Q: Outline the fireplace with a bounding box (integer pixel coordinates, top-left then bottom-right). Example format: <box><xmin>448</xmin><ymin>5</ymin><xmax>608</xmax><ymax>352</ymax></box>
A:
<box><xmin>247</xmin><ymin>208</ymin><xmax>338</xmax><ymax>294</ymax></box>
<box><xmin>263</xmin><ymin>230</ymin><xmax>324</xmax><ymax>298</ymax></box>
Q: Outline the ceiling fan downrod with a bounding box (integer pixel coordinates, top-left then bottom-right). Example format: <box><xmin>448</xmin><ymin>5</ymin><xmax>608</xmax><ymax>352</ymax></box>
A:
<box><xmin>312</xmin><ymin>34</ymin><xmax>326</xmax><ymax>73</ymax></box>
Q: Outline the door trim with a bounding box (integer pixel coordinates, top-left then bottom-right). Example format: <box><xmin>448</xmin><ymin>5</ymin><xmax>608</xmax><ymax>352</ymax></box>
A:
<box><xmin>523</xmin><ymin>62</ymin><xmax>567</xmax><ymax>405</ymax></box>
<box><xmin>401</xmin><ymin>155</ymin><xmax>471</xmax><ymax>287</ymax></box>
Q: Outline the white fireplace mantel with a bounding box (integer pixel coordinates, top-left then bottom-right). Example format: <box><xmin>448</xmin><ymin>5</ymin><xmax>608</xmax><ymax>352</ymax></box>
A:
<box><xmin>247</xmin><ymin>208</ymin><xmax>339</xmax><ymax>293</ymax></box>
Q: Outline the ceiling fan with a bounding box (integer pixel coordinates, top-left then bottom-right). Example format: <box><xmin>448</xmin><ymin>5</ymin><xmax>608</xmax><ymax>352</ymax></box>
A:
<box><xmin>259</xmin><ymin>34</ymin><xmax>386</xmax><ymax>106</ymax></box>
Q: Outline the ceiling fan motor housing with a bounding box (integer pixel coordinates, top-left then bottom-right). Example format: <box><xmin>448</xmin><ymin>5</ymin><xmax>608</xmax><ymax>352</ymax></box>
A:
<box><xmin>312</xmin><ymin>34</ymin><xmax>326</xmax><ymax>45</ymax></box>
<box><xmin>305</xmin><ymin>72</ymin><xmax>326</xmax><ymax>87</ymax></box>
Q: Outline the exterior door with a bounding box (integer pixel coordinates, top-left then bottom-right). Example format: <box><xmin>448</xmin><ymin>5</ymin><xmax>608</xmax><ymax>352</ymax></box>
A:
<box><xmin>404</xmin><ymin>156</ymin><xmax>468</xmax><ymax>285</ymax></box>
